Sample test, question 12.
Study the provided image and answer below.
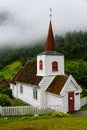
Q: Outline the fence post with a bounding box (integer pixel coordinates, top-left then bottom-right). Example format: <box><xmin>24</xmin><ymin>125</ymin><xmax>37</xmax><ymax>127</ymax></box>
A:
<box><xmin>0</xmin><ymin>106</ymin><xmax>2</xmax><ymax>115</ymax></box>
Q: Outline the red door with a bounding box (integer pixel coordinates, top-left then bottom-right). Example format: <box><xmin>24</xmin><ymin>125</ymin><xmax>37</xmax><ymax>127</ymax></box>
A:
<box><xmin>68</xmin><ymin>92</ymin><xmax>74</xmax><ymax>112</ymax></box>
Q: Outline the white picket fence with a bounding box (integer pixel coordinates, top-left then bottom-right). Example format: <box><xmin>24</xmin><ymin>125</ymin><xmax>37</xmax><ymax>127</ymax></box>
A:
<box><xmin>0</xmin><ymin>105</ymin><xmax>61</xmax><ymax>116</ymax></box>
<box><xmin>81</xmin><ymin>96</ymin><xmax>87</xmax><ymax>107</ymax></box>
<box><xmin>0</xmin><ymin>97</ymin><xmax>87</xmax><ymax>116</ymax></box>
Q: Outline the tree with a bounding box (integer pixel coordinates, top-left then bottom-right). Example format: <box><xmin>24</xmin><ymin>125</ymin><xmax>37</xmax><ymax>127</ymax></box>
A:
<box><xmin>65</xmin><ymin>60</ymin><xmax>87</xmax><ymax>88</ymax></box>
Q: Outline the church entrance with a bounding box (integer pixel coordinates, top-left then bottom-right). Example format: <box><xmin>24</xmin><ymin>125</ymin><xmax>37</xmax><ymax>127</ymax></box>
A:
<box><xmin>68</xmin><ymin>92</ymin><xmax>74</xmax><ymax>112</ymax></box>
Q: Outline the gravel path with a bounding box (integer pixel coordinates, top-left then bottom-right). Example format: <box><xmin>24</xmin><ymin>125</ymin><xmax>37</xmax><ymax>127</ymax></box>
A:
<box><xmin>72</xmin><ymin>110</ymin><xmax>87</xmax><ymax>116</ymax></box>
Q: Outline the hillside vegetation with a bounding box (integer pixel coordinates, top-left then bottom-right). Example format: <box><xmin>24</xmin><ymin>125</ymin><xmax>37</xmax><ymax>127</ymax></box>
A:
<box><xmin>56</xmin><ymin>31</ymin><xmax>87</xmax><ymax>60</ymax></box>
<box><xmin>65</xmin><ymin>60</ymin><xmax>87</xmax><ymax>87</ymax></box>
<box><xmin>0</xmin><ymin>61</ymin><xmax>21</xmax><ymax>80</ymax></box>
<box><xmin>0</xmin><ymin>30</ymin><xmax>87</xmax><ymax>68</ymax></box>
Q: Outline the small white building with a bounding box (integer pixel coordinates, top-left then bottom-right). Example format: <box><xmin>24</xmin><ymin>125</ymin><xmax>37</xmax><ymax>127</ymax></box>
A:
<box><xmin>10</xmin><ymin>20</ymin><xmax>82</xmax><ymax>113</ymax></box>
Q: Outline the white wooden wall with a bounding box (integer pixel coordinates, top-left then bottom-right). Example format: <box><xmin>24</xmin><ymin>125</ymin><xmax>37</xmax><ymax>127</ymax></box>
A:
<box><xmin>37</xmin><ymin>55</ymin><xmax>64</xmax><ymax>76</ymax></box>
<box><xmin>46</xmin><ymin>93</ymin><xmax>63</xmax><ymax>112</ymax></box>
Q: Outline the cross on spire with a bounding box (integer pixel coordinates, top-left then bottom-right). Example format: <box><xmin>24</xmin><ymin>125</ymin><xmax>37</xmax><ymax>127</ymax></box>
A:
<box><xmin>50</xmin><ymin>8</ymin><xmax>52</xmax><ymax>20</ymax></box>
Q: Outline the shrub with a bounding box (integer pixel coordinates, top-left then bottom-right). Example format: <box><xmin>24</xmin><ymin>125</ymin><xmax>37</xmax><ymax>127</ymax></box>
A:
<box><xmin>81</xmin><ymin>88</ymin><xmax>87</xmax><ymax>98</ymax></box>
<box><xmin>0</xmin><ymin>85</ymin><xmax>12</xmax><ymax>98</ymax></box>
<box><xmin>65</xmin><ymin>60</ymin><xmax>87</xmax><ymax>88</ymax></box>
<box><xmin>50</xmin><ymin>112</ymin><xmax>70</xmax><ymax>117</ymax></box>
<box><xmin>0</xmin><ymin>94</ymin><xmax>12</xmax><ymax>106</ymax></box>
<box><xmin>0</xmin><ymin>64</ymin><xmax>4</xmax><ymax>70</ymax></box>
<box><xmin>83</xmin><ymin>55</ymin><xmax>87</xmax><ymax>61</ymax></box>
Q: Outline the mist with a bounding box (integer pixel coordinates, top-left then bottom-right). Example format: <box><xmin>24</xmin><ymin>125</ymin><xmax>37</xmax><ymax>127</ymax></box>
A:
<box><xmin>0</xmin><ymin>0</ymin><xmax>87</xmax><ymax>48</ymax></box>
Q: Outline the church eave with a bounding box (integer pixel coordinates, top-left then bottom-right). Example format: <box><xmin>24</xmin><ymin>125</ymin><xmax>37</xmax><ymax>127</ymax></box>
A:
<box><xmin>38</xmin><ymin>51</ymin><xmax>63</xmax><ymax>56</ymax></box>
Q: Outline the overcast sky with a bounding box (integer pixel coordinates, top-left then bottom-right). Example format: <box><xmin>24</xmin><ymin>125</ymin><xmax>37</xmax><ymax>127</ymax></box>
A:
<box><xmin>0</xmin><ymin>0</ymin><xmax>87</xmax><ymax>48</ymax></box>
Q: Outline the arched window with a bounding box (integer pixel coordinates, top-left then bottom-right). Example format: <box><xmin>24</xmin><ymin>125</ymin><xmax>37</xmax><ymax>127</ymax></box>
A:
<box><xmin>52</xmin><ymin>61</ymin><xmax>58</xmax><ymax>71</ymax></box>
<box><xmin>39</xmin><ymin>60</ymin><xmax>43</xmax><ymax>70</ymax></box>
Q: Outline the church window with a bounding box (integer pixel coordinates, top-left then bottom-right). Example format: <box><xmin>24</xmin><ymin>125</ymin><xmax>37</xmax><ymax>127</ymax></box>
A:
<box><xmin>39</xmin><ymin>60</ymin><xmax>43</xmax><ymax>70</ymax></box>
<box><xmin>20</xmin><ymin>84</ymin><xmax>23</xmax><ymax>94</ymax></box>
<box><xmin>52</xmin><ymin>61</ymin><xmax>58</xmax><ymax>71</ymax></box>
<box><xmin>33</xmin><ymin>88</ymin><xmax>37</xmax><ymax>100</ymax></box>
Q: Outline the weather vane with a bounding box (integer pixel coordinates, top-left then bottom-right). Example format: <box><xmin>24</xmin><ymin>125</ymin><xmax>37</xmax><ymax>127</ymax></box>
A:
<box><xmin>50</xmin><ymin>8</ymin><xmax>52</xmax><ymax>20</ymax></box>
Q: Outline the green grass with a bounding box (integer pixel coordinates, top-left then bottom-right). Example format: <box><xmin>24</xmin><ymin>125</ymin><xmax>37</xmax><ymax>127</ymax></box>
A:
<box><xmin>0</xmin><ymin>115</ymin><xmax>87</xmax><ymax>130</ymax></box>
<box><xmin>0</xmin><ymin>61</ymin><xmax>21</xmax><ymax>80</ymax></box>
<box><xmin>11</xmin><ymin>98</ymin><xmax>28</xmax><ymax>106</ymax></box>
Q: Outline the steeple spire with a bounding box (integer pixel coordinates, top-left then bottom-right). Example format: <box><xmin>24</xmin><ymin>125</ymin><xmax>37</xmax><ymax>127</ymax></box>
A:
<box><xmin>45</xmin><ymin>10</ymin><xmax>56</xmax><ymax>51</ymax></box>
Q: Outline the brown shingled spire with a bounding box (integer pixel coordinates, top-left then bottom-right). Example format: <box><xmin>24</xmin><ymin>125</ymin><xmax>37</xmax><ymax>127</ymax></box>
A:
<box><xmin>45</xmin><ymin>20</ymin><xmax>56</xmax><ymax>51</ymax></box>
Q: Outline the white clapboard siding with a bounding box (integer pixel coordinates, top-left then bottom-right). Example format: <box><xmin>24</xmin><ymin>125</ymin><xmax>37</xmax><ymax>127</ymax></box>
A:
<box><xmin>0</xmin><ymin>105</ymin><xmax>61</xmax><ymax>116</ymax></box>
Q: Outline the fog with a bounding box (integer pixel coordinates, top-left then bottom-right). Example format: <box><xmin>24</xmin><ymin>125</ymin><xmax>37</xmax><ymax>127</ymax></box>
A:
<box><xmin>0</xmin><ymin>0</ymin><xmax>87</xmax><ymax>48</ymax></box>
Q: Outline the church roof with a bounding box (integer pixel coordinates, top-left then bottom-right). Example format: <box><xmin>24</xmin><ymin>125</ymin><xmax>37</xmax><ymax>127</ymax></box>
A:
<box><xmin>0</xmin><ymin>78</ymin><xmax>9</xmax><ymax>86</ymax></box>
<box><xmin>11</xmin><ymin>60</ymin><xmax>68</xmax><ymax>95</ymax></box>
<box><xmin>11</xmin><ymin>67</ymin><xmax>23</xmax><ymax>84</ymax></box>
<box><xmin>11</xmin><ymin>61</ymin><xmax>42</xmax><ymax>87</ymax></box>
<box><xmin>39</xmin><ymin>51</ymin><xmax>62</xmax><ymax>56</ymax></box>
<box><xmin>45</xmin><ymin>20</ymin><xmax>56</xmax><ymax>51</ymax></box>
<box><xmin>46</xmin><ymin>75</ymin><xmax>68</xmax><ymax>95</ymax></box>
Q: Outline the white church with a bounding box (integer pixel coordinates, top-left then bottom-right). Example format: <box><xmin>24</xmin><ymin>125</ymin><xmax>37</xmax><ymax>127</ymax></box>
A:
<box><xmin>10</xmin><ymin>19</ymin><xmax>82</xmax><ymax>113</ymax></box>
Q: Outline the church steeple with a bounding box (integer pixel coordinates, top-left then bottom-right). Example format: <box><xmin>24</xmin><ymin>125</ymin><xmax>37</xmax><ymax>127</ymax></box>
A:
<box><xmin>37</xmin><ymin>11</ymin><xmax>64</xmax><ymax>76</ymax></box>
<box><xmin>45</xmin><ymin>20</ymin><xmax>56</xmax><ymax>51</ymax></box>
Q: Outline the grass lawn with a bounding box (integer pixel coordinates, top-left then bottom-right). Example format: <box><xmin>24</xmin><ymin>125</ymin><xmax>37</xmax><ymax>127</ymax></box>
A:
<box><xmin>0</xmin><ymin>115</ymin><xmax>87</xmax><ymax>130</ymax></box>
<box><xmin>11</xmin><ymin>98</ymin><xmax>28</xmax><ymax>106</ymax></box>
<box><xmin>0</xmin><ymin>61</ymin><xmax>21</xmax><ymax>80</ymax></box>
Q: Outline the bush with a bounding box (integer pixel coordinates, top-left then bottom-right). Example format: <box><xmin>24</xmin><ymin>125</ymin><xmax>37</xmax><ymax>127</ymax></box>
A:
<box><xmin>50</xmin><ymin>112</ymin><xmax>70</xmax><ymax>117</ymax></box>
<box><xmin>81</xmin><ymin>88</ymin><xmax>87</xmax><ymax>98</ymax></box>
<box><xmin>83</xmin><ymin>55</ymin><xmax>87</xmax><ymax>61</ymax></box>
<box><xmin>0</xmin><ymin>64</ymin><xmax>4</xmax><ymax>70</ymax></box>
<box><xmin>0</xmin><ymin>85</ymin><xmax>12</xmax><ymax>98</ymax></box>
<box><xmin>0</xmin><ymin>94</ymin><xmax>12</xmax><ymax>106</ymax></box>
<box><xmin>65</xmin><ymin>60</ymin><xmax>87</xmax><ymax>88</ymax></box>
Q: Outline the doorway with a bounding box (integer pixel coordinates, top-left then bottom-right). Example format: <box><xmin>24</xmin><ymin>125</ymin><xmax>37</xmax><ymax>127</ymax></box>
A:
<box><xmin>68</xmin><ymin>92</ymin><xmax>74</xmax><ymax>112</ymax></box>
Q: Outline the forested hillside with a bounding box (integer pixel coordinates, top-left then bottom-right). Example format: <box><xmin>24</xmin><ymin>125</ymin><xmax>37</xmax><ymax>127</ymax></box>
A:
<box><xmin>0</xmin><ymin>30</ymin><xmax>87</xmax><ymax>69</ymax></box>
<box><xmin>55</xmin><ymin>31</ymin><xmax>87</xmax><ymax>60</ymax></box>
<box><xmin>0</xmin><ymin>44</ymin><xmax>44</xmax><ymax>69</ymax></box>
